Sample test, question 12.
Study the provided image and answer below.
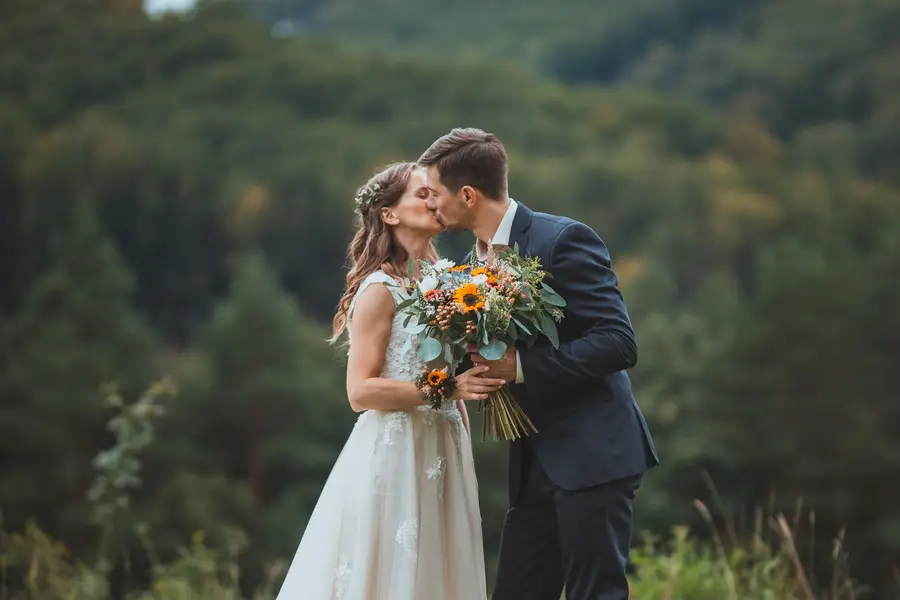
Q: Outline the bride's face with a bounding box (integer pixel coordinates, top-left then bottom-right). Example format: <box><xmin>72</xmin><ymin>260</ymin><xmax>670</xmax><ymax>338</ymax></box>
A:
<box><xmin>382</xmin><ymin>167</ymin><xmax>445</xmax><ymax>236</ymax></box>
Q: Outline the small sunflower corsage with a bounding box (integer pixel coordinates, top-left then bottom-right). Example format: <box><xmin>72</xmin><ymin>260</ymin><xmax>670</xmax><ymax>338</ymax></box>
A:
<box><xmin>416</xmin><ymin>367</ymin><xmax>456</xmax><ymax>409</ymax></box>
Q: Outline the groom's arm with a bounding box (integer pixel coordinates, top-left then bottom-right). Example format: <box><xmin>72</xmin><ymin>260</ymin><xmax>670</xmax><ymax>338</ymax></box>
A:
<box><xmin>518</xmin><ymin>222</ymin><xmax>636</xmax><ymax>392</ymax></box>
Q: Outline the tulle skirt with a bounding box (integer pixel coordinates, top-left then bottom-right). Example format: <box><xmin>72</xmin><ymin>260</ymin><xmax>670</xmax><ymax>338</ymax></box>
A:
<box><xmin>275</xmin><ymin>403</ymin><xmax>487</xmax><ymax>600</ymax></box>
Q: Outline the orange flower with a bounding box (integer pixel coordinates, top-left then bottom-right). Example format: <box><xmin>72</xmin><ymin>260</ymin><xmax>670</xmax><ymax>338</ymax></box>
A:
<box><xmin>450</xmin><ymin>265</ymin><xmax>469</xmax><ymax>272</ymax></box>
<box><xmin>453</xmin><ymin>283</ymin><xmax>485</xmax><ymax>313</ymax></box>
<box><xmin>427</xmin><ymin>369</ymin><xmax>448</xmax><ymax>387</ymax></box>
<box><xmin>471</xmin><ymin>267</ymin><xmax>499</xmax><ymax>286</ymax></box>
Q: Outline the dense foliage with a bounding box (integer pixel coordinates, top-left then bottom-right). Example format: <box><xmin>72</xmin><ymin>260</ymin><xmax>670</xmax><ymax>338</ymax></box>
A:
<box><xmin>260</xmin><ymin>0</ymin><xmax>900</xmax><ymax>184</ymax></box>
<box><xmin>1</xmin><ymin>0</ymin><xmax>898</xmax><ymax>595</ymax></box>
<box><xmin>0</xmin><ymin>385</ymin><xmax>863</xmax><ymax>599</ymax></box>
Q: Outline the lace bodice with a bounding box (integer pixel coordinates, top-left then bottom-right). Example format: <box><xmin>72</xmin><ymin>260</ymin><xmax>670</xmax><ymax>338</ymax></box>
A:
<box><xmin>348</xmin><ymin>271</ymin><xmax>419</xmax><ymax>383</ymax></box>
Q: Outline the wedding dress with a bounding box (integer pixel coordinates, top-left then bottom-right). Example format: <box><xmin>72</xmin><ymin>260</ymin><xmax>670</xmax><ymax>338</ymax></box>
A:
<box><xmin>275</xmin><ymin>270</ymin><xmax>488</xmax><ymax>600</ymax></box>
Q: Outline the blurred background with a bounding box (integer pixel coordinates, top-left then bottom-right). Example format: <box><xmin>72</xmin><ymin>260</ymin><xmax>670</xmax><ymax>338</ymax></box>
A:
<box><xmin>1</xmin><ymin>0</ymin><xmax>899</xmax><ymax>598</ymax></box>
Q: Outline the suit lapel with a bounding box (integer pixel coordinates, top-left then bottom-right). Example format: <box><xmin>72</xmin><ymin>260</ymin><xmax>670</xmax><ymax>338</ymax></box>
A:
<box><xmin>508</xmin><ymin>202</ymin><xmax>533</xmax><ymax>254</ymax></box>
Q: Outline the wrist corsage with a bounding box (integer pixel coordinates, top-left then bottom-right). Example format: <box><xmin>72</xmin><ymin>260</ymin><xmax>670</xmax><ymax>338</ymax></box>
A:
<box><xmin>416</xmin><ymin>367</ymin><xmax>456</xmax><ymax>409</ymax></box>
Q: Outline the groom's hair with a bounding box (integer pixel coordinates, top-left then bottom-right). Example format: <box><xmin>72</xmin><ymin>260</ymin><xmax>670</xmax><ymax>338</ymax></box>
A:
<box><xmin>418</xmin><ymin>128</ymin><xmax>508</xmax><ymax>200</ymax></box>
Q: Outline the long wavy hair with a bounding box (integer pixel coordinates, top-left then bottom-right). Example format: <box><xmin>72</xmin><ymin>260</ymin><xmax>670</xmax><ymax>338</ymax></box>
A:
<box><xmin>331</xmin><ymin>162</ymin><xmax>439</xmax><ymax>341</ymax></box>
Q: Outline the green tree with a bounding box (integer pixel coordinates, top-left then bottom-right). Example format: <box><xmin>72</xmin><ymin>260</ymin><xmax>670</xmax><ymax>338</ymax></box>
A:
<box><xmin>140</xmin><ymin>252</ymin><xmax>351</xmax><ymax>578</ymax></box>
<box><xmin>0</xmin><ymin>201</ymin><xmax>157</xmax><ymax>547</ymax></box>
<box><xmin>0</xmin><ymin>100</ymin><xmax>31</xmax><ymax>313</ymax></box>
<box><xmin>676</xmin><ymin>189</ymin><xmax>900</xmax><ymax>591</ymax></box>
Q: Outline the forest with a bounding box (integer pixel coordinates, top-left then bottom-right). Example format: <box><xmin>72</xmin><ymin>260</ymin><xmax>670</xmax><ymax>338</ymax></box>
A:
<box><xmin>1</xmin><ymin>0</ymin><xmax>898</xmax><ymax>597</ymax></box>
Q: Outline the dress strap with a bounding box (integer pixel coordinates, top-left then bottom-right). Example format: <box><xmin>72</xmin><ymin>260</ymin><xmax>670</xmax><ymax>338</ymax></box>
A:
<box><xmin>348</xmin><ymin>270</ymin><xmax>403</xmax><ymax>318</ymax></box>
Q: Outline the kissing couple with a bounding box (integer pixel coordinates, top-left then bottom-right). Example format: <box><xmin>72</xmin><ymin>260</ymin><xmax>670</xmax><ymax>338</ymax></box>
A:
<box><xmin>275</xmin><ymin>128</ymin><xmax>658</xmax><ymax>600</ymax></box>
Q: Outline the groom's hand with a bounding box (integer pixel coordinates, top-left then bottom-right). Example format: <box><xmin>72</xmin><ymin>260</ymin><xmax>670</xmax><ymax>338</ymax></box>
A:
<box><xmin>468</xmin><ymin>345</ymin><xmax>518</xmax><ymax>383</ymax></box>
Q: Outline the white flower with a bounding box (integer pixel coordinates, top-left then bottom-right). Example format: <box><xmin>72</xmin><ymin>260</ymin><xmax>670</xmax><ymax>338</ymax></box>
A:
<box><xmin>472</xmin><ymin>274</ymin><xmax>488</xmax><ymax>285</ymax></box>
<box><xmin>433</xmin><ymin>259</ymin><xmax>456</xmax><ymax>271</ymax></box>
<box><xmin>418</xmin><ymin>275</ymin><xmax>439</xmax><ymax>294</ymax></box>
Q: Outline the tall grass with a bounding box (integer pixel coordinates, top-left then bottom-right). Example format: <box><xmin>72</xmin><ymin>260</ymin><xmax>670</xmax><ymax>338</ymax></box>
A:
<box><xmin>0</xmin><ymin>379</ymin><xmax>284</xmax><ymax>600</ymax></box>
<box><xmin>626</xmin><ymin>502</ymin><xmax>862</xmax><ymax>599</ymax></box>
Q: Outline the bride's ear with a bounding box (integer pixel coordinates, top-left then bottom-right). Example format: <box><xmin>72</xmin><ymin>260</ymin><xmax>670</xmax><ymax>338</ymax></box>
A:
<box><xmin>380</xmin><ymin>206</ymin><xmax>400</xmax><ymax>226</ymax></box>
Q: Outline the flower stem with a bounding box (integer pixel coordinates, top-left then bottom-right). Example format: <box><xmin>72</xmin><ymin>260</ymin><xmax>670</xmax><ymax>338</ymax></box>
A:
<box><xmin>480</xmin><ymin>385</ymin><xmax>538</xmax><ymax>441</ymax></box>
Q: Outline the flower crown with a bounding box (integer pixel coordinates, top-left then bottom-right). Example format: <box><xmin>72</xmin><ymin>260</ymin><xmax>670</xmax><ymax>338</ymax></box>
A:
<box><xmin>354</xmin><ymin>182</ymin><xmax>382</xmax><ymax>213</ymax></box>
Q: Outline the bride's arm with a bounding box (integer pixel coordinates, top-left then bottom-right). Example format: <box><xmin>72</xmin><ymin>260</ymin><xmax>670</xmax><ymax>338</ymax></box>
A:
<box><xmin>346</xmin><ymin>284</ymin><xmax>428</xmax><ymax>412</ymax></box>
<box><xmin>346</xmin><ymin>284</ymin><xmax>505</xmax><ymax>413</ymax></box>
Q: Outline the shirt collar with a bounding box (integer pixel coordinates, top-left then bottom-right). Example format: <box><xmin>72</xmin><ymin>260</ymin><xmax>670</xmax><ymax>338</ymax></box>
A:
<box><xmin>476</xmin><ymin>199</ymin><xmax>518</xmax><ymax>261</ymax></box>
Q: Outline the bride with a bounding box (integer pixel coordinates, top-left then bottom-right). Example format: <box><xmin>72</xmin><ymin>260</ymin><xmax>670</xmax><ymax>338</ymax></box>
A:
<box><xmin>275</xmin><ymin>162</ymin><xmax>502</xmax><ymax>599</ymax></box>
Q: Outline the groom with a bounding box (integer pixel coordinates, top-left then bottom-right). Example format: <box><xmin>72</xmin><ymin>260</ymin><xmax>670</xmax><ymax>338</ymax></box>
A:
<box><xmin>419</xmin><ymin>128</ymin><xmax>659</xmax><ymax>600</ymax></box>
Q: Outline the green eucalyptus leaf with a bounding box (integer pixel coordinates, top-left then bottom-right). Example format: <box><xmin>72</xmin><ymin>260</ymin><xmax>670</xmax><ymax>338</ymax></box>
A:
<box><xmin>538</xmin><ymin>313</ymin><xmax>560</xmax><ymax>348</ymax></box>
<box><xmin>507</xmin><ymin>320</ymin><xmax>519</xmax><ymax>342</ymax></box>
<box><xmin>512</xmin><ymin>317</ymin><xmax>532</xmax><ymax>335</ymax></box>
<box><xmin>406</xmin><ymin>322</ymin><xmax>427</xmax><ymax>334</ymax></box>
<box><xmin>479</xmin><ymin>339</ymin><xmax>507</xmax><ymax>360</ymax></box>
<box><xmin>396</xmin><ymin>298</ymin><xmax>416</xmax><ymax>311</ymax></box>
<box><xmin>539</xmin><ymin>284</ymin><xmax>566</xmax><ymax>307</ymax></box>
<box><xmin>418</xmin><ymin>337</ymin><xmax>442</xmax><ymax>361</ymax></box>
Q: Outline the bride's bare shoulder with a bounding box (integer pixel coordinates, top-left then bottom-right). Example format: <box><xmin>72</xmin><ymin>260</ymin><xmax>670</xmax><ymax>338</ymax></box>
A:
<box><xmin>347</xmin><ymin>283</ymin><xmax>396</xmax><ymax>355</ymax></box>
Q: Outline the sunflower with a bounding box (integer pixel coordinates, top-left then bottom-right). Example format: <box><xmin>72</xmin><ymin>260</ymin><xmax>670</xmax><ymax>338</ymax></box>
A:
<box><xmin>426</xmin><ymin>369</ymin><xmax>448</xmax><ymax>387</ymax></box>
<box><xmin>453</xmin><ymin>283</ymin><xmax>485</xmax><ymax>313</ymax></box>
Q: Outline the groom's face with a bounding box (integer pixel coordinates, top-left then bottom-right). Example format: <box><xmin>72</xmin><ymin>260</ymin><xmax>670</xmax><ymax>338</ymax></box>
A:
<box><xmin>424</xmin><ymin>166</ymin><xmax>471</xmax><ymax>232</ymax></box>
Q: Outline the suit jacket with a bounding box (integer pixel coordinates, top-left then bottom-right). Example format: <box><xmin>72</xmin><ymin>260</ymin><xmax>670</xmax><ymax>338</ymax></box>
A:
<box><xmin>469</xmin><ymin>203</ymin><xmax>659</xmax><ymax>500</ymax></box>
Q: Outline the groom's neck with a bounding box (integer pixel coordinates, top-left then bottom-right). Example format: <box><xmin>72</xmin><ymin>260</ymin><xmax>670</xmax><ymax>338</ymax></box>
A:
<box><xmin>472</xmin><ymin>197</ymin><xmax>510</xmax><ymax>244</ymax></box>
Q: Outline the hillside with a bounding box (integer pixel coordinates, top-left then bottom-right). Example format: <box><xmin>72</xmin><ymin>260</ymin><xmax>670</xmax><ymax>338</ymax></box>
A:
<box><xmin>1</xmin><ymin>1</ymin><xmax>899</xmax><ymax>594</ymax></box>
<box><xmin>248</xmin><ymin>0</ymin><xmax>900</xmax><ymax>183</ymax></box>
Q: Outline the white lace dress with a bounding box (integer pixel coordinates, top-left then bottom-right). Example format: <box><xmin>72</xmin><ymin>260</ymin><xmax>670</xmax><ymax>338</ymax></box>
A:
<box><xmin>275</xmin><ymin>271</ymin><xmax>487</xmax><ymax>600</ymax></box>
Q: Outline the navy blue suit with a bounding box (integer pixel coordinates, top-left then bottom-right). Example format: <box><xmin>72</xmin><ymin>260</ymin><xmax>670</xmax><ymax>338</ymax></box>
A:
<box><xmin>486</xmin><ymin>204</ymin><xmax>658</xmax><ymax>600</ymax></box>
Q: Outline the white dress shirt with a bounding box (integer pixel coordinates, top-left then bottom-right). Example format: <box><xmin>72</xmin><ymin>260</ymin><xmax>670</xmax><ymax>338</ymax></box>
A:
<box><xmin>476</xmin><ymin>199</ymin><xmax>525</xmax><ymax>384</ymax></box>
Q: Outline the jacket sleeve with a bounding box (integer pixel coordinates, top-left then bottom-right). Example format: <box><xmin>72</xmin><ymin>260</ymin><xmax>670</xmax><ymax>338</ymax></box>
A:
<box><xmin>518</xmin><ymin>222</ymin><xmax>637</xmax><ymax>397</ymax></box>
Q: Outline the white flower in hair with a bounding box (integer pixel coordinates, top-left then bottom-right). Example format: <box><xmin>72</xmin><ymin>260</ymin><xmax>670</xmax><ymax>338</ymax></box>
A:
<box><xmin>354</xmin><ymin>182</ymin><xmax>382</xmax><ymax>212</ymax></box>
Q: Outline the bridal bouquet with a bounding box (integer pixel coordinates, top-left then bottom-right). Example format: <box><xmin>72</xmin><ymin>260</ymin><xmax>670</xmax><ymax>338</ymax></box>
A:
<box><xmin>399</xmin><ymin>246</ymin><xmax>566</xmax><ymax>441</ymax></box>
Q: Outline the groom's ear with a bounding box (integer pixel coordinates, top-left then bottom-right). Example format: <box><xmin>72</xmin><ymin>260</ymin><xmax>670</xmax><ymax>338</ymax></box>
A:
<box><xmin>460</xmin><ymin>185</ymin><xmax>477</xmax><ymax>208</ymax></box>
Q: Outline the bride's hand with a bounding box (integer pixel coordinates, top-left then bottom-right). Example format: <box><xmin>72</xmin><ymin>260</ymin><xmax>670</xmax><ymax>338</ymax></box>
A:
<box><xmin>451</xmin><ymin>366</ymin><xmax>506</xmax><ymax>401</ymax></box>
